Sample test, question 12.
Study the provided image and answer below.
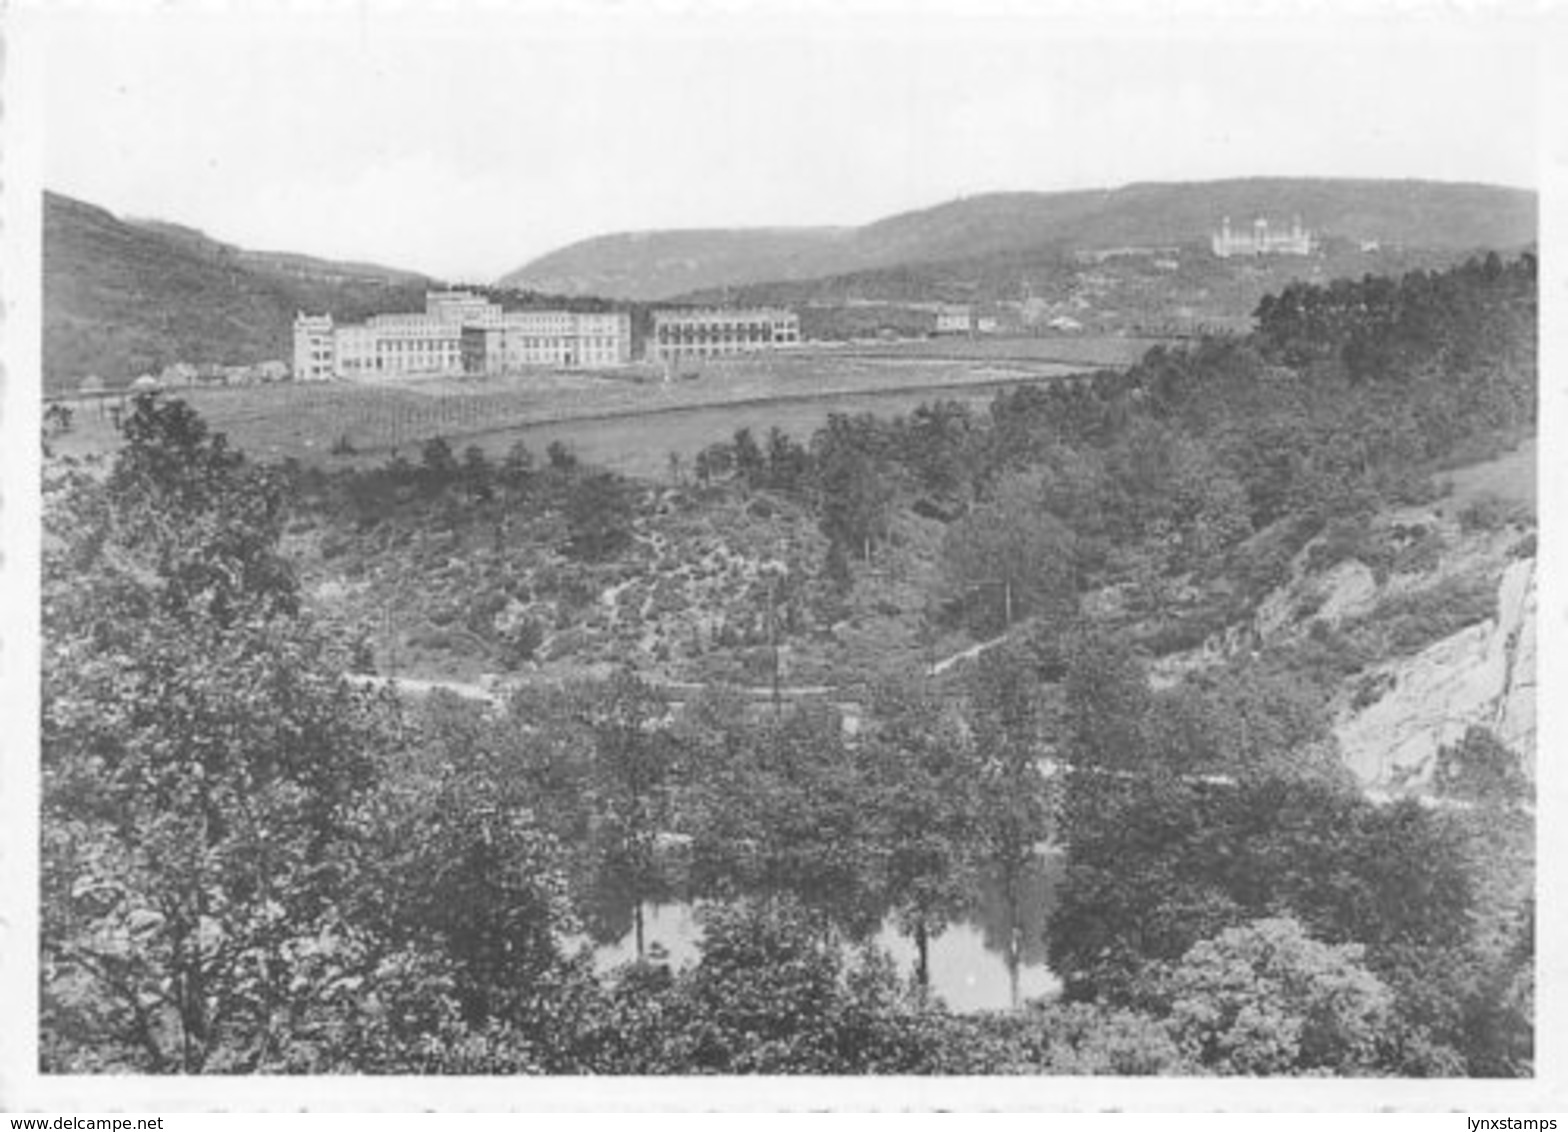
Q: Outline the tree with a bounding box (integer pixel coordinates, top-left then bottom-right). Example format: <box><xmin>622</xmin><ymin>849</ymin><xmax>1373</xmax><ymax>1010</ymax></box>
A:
<box><xmin>1432</xmin><ymin>725</ymin><xmax>1532</xmax><ymax>807</ymax></box>
<box><xmin>1048</xmin><ymin>766</ymin><xmax>1476</xmax><ymax>1012</ymax></box>
<box><xmin>500</xmin><ymin>440</ymin><xmax>535</xmax><ymax>490</ymax></box>
<box><xmin>814</xmin><ymin>413</ymin><xmax>894</xmax><ymax>563</ymax></box>
<box><xmin>693</xmin><ymin>442</ymin><xmax>733</xmax><ymax>485</ymax></box>
<box><xmin>1160</xmin><ymin>917</ymin><xmax>1394</xmax><ymax>1076</ymax></box>
<box><xmin>566</xmin><ymin>668</ymin><xmax>679</xmax><ymax>960</ymax></box>
<box><xmin>460</xmin><ymin>444</ymin><xmax>494</xmax><ymax>504</ymax></box>
<box><xmin>731</xmin><ymin>427</ymin><xmax>765</xmax><ymax>489</ymax></box>
<box><xmin>564</xmin><ymin>471</ymin><xmax>635</xmax><ymax>560</ymax></box>
<box><xmin>764</xmin><ymin>425</ymin><xmax>811</xmax><ymax>493</ymax></box>
<box><xmin>588</xmin><ymin>899</ymin><xmax>947</xmax><ymax>1074</ymax></box>
<box><xmin>372</xmin><ymin>750</ymin><xmax>584</xmax><ymax>1034</ymax></box>
<box><xmin>940</xmin><ymin>471</ymin><xmax>1078</xmax><ymax>635</ymax></box>
<box><xmin>863</xmin><ymin>673</ymin><xmax>981</xmax><ymax>993</ymax></box>
<box><xmin>1059</xmin><ymin>630</ymin><xmax>1155</xmax><ymax>845</ymax></box>
<box><xmin>684</xmin><ymin>703</ymin><xmax>888</xmax><ymax>942</ymax></box>
<box><xmin>901</xmin><ymin>399</ymin><xmax>976</xmax><ymax>496</ymax></box>
<box><xmin>420</xmin><ymin>436</ymin><xmax>457</xmax><ymax>487</ymax></box>
<box><xmin>966</xmin><ymin>645</ymin><xmax>1054</xmax><ymax>1008</ymax></box>
<box><xmin>41</xmin><ymin>395</ymin><xmax>398</xmax><ymax>1072</ymax></box>
<box><xmin>546</xmin><ymin>440</ymin><xmax>578</xmax><ymax>473</ymax></box>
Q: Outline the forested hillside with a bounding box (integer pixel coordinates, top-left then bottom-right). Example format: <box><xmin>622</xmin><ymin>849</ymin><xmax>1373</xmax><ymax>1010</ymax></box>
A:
<box><xmin>42</xmin><ymin>192</ymin><xmax>433</xmax><ymax>391</ymax></box>
<box><xmin>42</xmin><ymin>254</ymin><xmax>1535</xmax><ymax>1075</ymax></box>
<box><xmin>501</xmin><ymin>178</ymin><xmax>1536</xmax><ymax>300</ymax></box>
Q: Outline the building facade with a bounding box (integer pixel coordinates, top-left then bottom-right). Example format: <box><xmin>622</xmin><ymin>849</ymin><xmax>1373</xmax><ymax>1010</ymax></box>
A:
<box><xmin>647</xmin><ymin>308</ymin><xmax>800</xmax><ymax>364</ymax></box>
<box><xmin>935</xmin><ymin>305</ymin><xmax>973</xmax><ymax>334</ymax></box>
<box><xmin>1211</xmin><ymin>216</ymin><xmax>1316</xmax><ymax>258</ymax></box>
<box><xmin>294</xmin><ymin>291</ymin><xmax>632</xmax><ymax>381</ymax></box>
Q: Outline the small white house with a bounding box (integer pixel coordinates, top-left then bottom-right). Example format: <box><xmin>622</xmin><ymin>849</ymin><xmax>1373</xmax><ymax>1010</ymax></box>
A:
<box><xmin>160</xmin><ymin>362</ymin><xmax>199</xmax><ymax>387</ymax></box>
<box><xmin>935</xmin><ymin>305</ymin><xmax>972</xmax><ymax>335</ymax></box>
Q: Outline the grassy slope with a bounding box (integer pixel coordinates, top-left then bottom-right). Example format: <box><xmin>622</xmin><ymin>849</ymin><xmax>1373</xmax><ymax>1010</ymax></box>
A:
<box><xmin>43</xmin><ymin>191</ymin><xmax>433</xmax><ymax>391</ymax></box>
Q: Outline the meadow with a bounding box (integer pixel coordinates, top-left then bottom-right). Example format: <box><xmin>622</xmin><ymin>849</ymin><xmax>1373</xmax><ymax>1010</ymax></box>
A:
<box><xmin>51</xmin><ymin>341</ymin><xmax>1112</xmax><ymax>475</ymax></box>
<box><xmin>829</xmin><ymin>333</ymin><xmax>1170</xmax><ymax>367</ymax></box>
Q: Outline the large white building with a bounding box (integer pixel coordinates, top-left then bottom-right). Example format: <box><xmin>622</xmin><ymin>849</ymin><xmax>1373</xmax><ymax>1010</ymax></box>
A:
<box><xmin>647</xmin><ymin>308</ymin><xmax>800</xmax><ymax>364</ymax></box>
<box><xmin>294</xmin><ymin>291</ymin><xmax>631</xmax><ymax>381</ymax></box>
<box><xmin>1211</xmin><ymin>216</ymin><xmax>1316</xmax><ymax>258</ymax></box>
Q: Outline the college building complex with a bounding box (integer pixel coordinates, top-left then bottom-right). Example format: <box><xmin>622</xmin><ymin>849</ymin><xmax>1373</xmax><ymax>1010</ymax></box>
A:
<box><xmin>646</xmin><ymin>308</ymin><xmax>800</xmax><ymax>364</ymax></box>
<box><xmin>1210</xmin><ymin>216</ymin><xmax>1316</xmax><ymax>258</ymax></box>
<box><xmin>294</xmin><ymin>291</ymin><xmax>632</xmax><ymax>381</ymax></box>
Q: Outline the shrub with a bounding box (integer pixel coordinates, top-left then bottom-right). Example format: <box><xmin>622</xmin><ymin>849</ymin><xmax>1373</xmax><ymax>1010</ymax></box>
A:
<box><xmin>408</xmin><ymin>627</ymin><xmax>454</xmax><ymax>651</ymax></box>
<box><xmin>1359</xmin><ymin>574</ymin><xmax>1498</xmax><ymax>658</ymax></box>
<box><xmin>1350</xmin><ymin>671</ymin><xmax>1395</xmax><ymax>711</ymax></box>
<box><xmin>1459</xmin><ymin>493</ymin><xmax>1533</xmax><ymax>534</ymax></box>
<box><xmin>500</xmin><ymin>618</ymin><xmax>546</xmax><ymax>669</ymax></box>
<box><xmin>1390</xmin><ymin>528</ymin><xmax>1446</xmax><ymax>577</ymax></box>
<box><xmin>1433</xmin><ymin>726</ymin><xmax>1531</xmax><ymax>805</ymax></box>
<box><xmin>1161</xmin><ymin>917</ymin><xmax>1394</xmax><ymax>1076</ymax></box>
<box><xmin>1307</xmin><ymin>516</ymin><xmax>1378</xmax><ymax>574</ymax></box>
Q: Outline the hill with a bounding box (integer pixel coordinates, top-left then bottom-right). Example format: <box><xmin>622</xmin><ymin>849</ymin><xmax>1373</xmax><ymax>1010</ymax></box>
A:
<box><xmin>498</xmin><ymin>226</ymin><xmax>853</xmax><ymax>302</ymax></box>
<box><xmin>43</xmin><ymin>191</ymin><xmax>434</xmax><ymax>392</ymax></box>
<box><xmin>498</xmin><ymin>178</ymin><xmax>1536</xmax><ymax>301</ymax></box>
<box><xmin>682</xmin><ymin>233</ymin><xmax>1492</xmax><ymax>340</ymax></box>
<box><xmin>130</xmin><ymin>217</ymin><xmax>429</xmax><ymax>287</ymax></box>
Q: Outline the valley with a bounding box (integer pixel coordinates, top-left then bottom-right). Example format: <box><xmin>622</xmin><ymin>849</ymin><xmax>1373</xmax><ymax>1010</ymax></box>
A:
<box><xmin>40</xmin><ymin>190</ymin><xmax>1541</xmax><ymax>1078</ymax></box>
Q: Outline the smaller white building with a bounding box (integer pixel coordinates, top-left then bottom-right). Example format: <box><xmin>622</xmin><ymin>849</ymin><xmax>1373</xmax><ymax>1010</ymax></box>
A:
<box><xmin>293</xmin><ymin>314</ymin><xmax>337</xmax><ymax>382</ymax></box>
<box><xmin>647</xmin><ymin>308</ymin><xmax>800</xmax><ymax>363</ymax></box>
<box><xmin>935</xmin><ymin>305</ymin><xmax>973</xmax><ymax>335</ymax></box>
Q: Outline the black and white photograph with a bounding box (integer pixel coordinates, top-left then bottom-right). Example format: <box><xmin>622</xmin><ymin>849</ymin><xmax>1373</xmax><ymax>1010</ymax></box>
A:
<box><xmin>2</xmin><ymin>0</ymin><xmax>1562</xmax><ymax>1112</ymax></box>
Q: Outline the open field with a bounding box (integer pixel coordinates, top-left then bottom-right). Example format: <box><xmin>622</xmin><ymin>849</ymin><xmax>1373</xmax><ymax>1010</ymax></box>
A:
<box><xmin>495</xmin><ymin>380</ymin><xmax>1021</xmax><ymax>479</ymax></box>
<box><xmin>49</xmin><ymin>347</ymin><xmax>1097</xmax><ymax>475</ymax></box>
<box><xmin>826</xmin><ymin>334</ymin><xmax>1170</xmax><ymax>367</ymax></box>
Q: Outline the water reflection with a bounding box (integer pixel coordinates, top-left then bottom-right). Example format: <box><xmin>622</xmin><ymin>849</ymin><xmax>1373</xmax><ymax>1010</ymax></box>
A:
<box><xmin>585</xmin><ymin>852</ymin><xmax>1063</xmax><ymax>1013</ymax></box>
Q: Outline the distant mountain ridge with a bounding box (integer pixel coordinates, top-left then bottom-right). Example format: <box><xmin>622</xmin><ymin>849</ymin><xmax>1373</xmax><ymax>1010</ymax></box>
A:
<box><xmin>129</xmin><ymin>217</ymin><xmax>430</xmax><ymax>286</ymax></box>
<box><xmin>499</xmin><ymin>178</ymin><xmax>1537</xmax><ymax>301</ymax></box>
<box><xmin>503</xmin><ymin>226</ymin><xmax>853</xmax><ymax>302</ymax></box>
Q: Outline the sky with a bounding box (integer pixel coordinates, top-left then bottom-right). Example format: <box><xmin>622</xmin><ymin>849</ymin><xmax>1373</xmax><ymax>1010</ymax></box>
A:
<box><xmin>28</xmin><ymin>1</ymin><xmax>1553</xmax><ymax>282</ymax></box>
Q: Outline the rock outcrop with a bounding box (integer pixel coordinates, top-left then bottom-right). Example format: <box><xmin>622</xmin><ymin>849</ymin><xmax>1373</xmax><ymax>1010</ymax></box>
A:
<box><xmin>1333</xmin><ymin>555</ymin><xmax>1535</xmax><ymax>792</ymax></box>
<box><xmin>1148</xmin><ymin>495</ymin><xmax>1537</xmax><ymax>796</ymax></box>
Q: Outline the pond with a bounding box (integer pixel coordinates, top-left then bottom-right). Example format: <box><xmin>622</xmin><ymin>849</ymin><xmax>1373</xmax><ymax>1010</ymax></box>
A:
<box><xmin>584</xmin><ymin>853</ymin><xmax>1064</xmax><ymax>1014</ymax></box>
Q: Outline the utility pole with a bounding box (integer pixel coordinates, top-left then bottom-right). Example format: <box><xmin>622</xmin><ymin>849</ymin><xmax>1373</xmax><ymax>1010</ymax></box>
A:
<box><xmin>384</xmin><ymin>602</ymin><xmax>398</xmax><ymax>681</ymax></box>
<box><xmin>767</xmin><ymin>573</ymin><xmax>781</xmax><ymax>718</ymax></box>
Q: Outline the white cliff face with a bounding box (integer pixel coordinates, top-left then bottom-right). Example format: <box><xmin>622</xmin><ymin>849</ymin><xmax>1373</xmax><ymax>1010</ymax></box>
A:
<box><xmin>1333</xmin><ymin>555</ymin><xmax>1535</xmax><ymax>792</ymax></box>
<box><xmin>1491</xmin><ymin>555</ymin><xmax>1537</xmax><ymax>776</ymax></box>
<box><xmin>1146</xmin><ymin>503</ymin><xmax>1536</xmax><ymax>796</ymax></box>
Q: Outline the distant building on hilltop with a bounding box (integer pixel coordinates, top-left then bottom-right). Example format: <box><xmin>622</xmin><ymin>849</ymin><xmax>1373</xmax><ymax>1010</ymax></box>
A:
<box><xmin>293</xmin><ymin>291</ymin><xmax>631</xmax><ymax>381</ymax></box>
<box><xmin>1211</xmin><ymin>216</ymin><xmax>1315</xmax><ymax>258</ymax></box>
<box><xmin>647</xmin><ymin>308</ymin><xmax>800</xmax><ymax>364</ymax></box>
